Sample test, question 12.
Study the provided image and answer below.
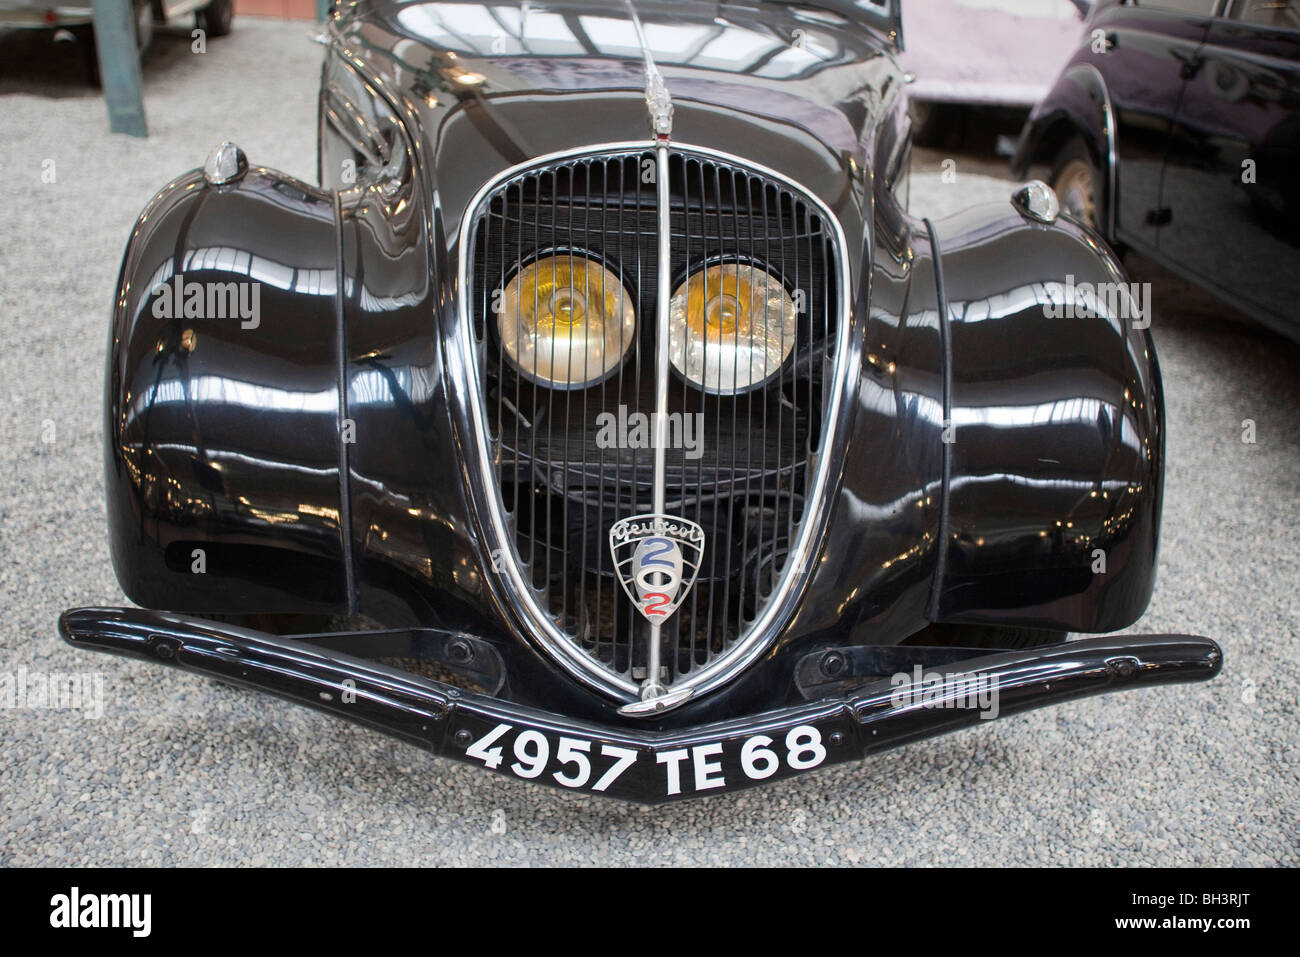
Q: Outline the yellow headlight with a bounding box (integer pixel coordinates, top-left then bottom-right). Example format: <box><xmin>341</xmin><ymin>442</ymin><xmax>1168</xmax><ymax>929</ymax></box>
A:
<box><xmin>499</xmin><ymin>253</ymin><xmax>636</xmax><ymax>389</ymax></box>
<box><xmin>669</xmin><ymin>262</ymin><xmax>796</xmax><ymax>394</ymax></box>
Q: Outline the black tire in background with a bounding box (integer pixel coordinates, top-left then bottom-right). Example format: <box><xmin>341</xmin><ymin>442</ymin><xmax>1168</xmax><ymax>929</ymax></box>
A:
<box><xmin>910</xmin><ymin>99</ymin><xmax>964</xmax><ymax>149</ymax></box>
<box><xmin>199</xmin><ymin>0</ymin><xmax>234</xmax><ymax>37</ymax></box>
<box><xmin>77</xmin><ymin>26</ymin><xmax>101</xmax><ymax>87</ymax></box>
<box><xmin>1050</xmin><ymin>135</ymin><xmax>1107</xmax><ymax>234</ymax></box>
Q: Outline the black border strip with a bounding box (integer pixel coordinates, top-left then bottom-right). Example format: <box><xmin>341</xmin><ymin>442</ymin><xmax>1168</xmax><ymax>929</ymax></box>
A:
<box><xmin>14</xmin><ymin>866</ymin><xmax>1274</xmax><ymax>935</ymax></box>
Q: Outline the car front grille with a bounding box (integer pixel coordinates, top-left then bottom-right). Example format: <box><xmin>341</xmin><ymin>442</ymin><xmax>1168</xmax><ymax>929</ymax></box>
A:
<box><xmin>465</xmin><ymin>144</ymin><xmax>843</xmax><ymax>701</ymax></box>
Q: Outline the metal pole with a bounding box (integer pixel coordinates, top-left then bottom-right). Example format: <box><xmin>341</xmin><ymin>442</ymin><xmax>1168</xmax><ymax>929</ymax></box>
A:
<box><xmin>92</xmin><ymin>0</ymin><xmax>147</xmax><ymax>137</ymax></box>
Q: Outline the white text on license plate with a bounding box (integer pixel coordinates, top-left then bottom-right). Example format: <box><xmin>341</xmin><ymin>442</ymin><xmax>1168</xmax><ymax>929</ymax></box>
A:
<box><xmin>463</xmin><ymin>722</ymin><xmax>828</xmax><ymax>795</ymax></box>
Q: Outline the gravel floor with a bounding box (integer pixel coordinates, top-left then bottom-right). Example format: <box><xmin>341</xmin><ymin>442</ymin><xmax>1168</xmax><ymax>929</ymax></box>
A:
<box><xmin>1</xmin><ymin>19</ymin><xmax>1296</xmax><ymax>867</ymax></box>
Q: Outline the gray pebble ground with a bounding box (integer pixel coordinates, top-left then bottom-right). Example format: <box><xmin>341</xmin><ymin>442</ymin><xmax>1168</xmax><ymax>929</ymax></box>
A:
<box><xmin>1</xmin><ymin>18</ymin><xmax>1296</xmax><ymax>867</ymax></box>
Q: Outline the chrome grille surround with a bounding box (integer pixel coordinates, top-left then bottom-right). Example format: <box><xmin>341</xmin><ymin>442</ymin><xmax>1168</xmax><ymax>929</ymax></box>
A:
<box><xmin>456</xmin><ymin>142</ymin><xmax>853</xmax><ymax>707</ymax></box>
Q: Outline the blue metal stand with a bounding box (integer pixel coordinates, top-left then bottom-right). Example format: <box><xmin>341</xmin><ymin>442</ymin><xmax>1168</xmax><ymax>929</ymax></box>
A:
<box><xmin>92</xmin><ymin>0</ymin><xmax>147</xmax><ymax>138</ymax></box>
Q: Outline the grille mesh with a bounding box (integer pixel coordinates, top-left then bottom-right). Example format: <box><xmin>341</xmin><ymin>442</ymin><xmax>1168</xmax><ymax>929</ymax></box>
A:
<box><xmin>469</xmin><ymin>147</ymin><xmax>836</xmax><ymax>687</ymax></box>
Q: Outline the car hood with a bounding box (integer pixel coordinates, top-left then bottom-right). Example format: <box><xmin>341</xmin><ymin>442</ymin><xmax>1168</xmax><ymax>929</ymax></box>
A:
<box><xmin>342</xmin><ymin>0</ymin><xmax>905</xmax><ymax>229</ymax></box>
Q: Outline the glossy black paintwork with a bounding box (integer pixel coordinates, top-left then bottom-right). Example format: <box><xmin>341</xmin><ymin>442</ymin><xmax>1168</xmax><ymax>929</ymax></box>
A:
<box><xmin>105</xmin><ymin>169</ymin><xmax>349</xmax><ymax>614</ymax></box>
<box><xmin>97</xmin><ymin>0</ymin><xmax>1169</xmax><ymax>726</ymax></box>
<box><xmin>1015</xmin><ymin>0</ymin><xmax>1300</xmax><ymax>340</ymax></box>
<box><xmin>932</xmin><ymin>204</ymin><xmax>1162</xmax><ymax>630</ymax></box>
<box><xmin>59</xmin><ymin>606</ymin><xmax>1222</xmax><ymax>804</ymax></box>
<box><xmin>1163</xmin><ymin>14</ymin><xmax>1300</xmax><ymax>335</ymax></box>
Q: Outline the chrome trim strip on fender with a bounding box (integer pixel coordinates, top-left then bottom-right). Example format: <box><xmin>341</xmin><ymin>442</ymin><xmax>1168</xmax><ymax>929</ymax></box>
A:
<box><xmin>333</xmin><ymin>187</ymin><xmax>358</xmax><ymax>614</ymax></box>
<box><xmin>1075</xmin><ymin>62</ymin><xmax>1119</xmax><ymax>243</ymax></box>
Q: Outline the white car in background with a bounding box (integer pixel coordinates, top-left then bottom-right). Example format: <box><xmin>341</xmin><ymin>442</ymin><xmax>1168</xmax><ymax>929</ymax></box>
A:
<box><xmin>901</xmin><ymin>0</ymin><xmax>1089</xmax><ymax>141</ymax></box>
<box><xmin>0</xmin><ymin>0</ymin><xmax>232</xmax><ymax>82</ymax></box>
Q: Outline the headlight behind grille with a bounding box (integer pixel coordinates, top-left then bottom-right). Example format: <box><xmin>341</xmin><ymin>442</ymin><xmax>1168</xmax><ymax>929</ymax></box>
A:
<box><xmin>668</xmin><ymin>262</ymin><xmax>796</xmax><ymax>394</ymax></box>
<box><xmin>498</xmin><ymin>252</ymin><xmax>636</xmax><ymax>390</ymax></box>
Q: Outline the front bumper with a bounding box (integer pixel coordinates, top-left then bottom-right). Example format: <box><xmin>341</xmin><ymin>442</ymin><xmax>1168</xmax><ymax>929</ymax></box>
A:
<box><xmin>59</xmin><ymin>607</ymin><xmax>1222</xmax><ymax>804</ymax></box>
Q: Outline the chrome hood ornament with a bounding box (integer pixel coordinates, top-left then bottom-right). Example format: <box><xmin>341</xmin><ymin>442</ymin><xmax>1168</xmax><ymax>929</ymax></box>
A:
<box><xmin>625</xmin><ymin>0</ymin><xmax>673</xmax><ymax>140</ymax></box>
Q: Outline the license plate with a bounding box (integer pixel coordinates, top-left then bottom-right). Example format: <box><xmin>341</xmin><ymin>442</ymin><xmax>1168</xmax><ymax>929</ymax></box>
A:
<box><xmin>447</xmin><ymin>707</ymin><xmax>856</xmax><ymax>802</ymax></box>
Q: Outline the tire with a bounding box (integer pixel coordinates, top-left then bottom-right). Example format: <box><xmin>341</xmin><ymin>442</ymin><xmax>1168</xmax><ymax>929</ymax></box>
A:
<box><xmin>910</xmin><ymin>99</ymin><xmax>962</xmax><ymax>149</ymax></box>
<box><xmin>1050</xmin><ymin>135</ymin><xmax>1106</xmax><ymax>234</ymax></box>
<box><xmin>77</xmin><ymin>26</ymin><xmax>102</xmax><ymax>87</ymax></box>
<box><xmin>135</xmin><ymin>0</ymin><xmax>153</xmax><ymax>54</ymax></box>
<box><xmin>199</xmin><ymin>0</ymin><xmax>234</xmax><ymax>37</ymax></box>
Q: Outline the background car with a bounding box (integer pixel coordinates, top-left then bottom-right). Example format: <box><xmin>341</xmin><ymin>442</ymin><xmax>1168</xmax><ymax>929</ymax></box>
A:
<box><xmin>1013</xmin><ymin>0</ymin><xmax>1300</xmax><ymax>342</ymax></box>
<box><xmin>901</xmin><ymin>0</ymin><xmax>1092</xmax><ymax>143</ymax></box>
<box><xmin>0</xmin><ymin>0</ymin><xmax>233</xmax><ymax>83</ymax></box>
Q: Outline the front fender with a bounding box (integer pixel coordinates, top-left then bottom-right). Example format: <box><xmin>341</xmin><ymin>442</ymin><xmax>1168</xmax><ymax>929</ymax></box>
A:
<box><xmin>929</xmin><ymin>201</ymin><xmax>1162</xmax><ymax>633</ymax></box>
<box><xmin>104</xmin><ymin>166</ymin><xmax>350</xmax><ymax>614</ymax></box>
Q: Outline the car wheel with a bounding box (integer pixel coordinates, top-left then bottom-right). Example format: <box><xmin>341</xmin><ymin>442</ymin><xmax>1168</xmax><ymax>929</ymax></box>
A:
<box><xmin>1051</xmin><ymin>135</ymin><xmax>1105</xmax><ymax>232</ymax></box>
<box><xmin>135</xmin><ymin>0</ymin><xmax>153</xmax><ymax>55</ymax></box>
<box><xmin>910</xmin><ymin>99</ymin><xmax>961</xmax><ymax>149</ymax></box>
<box><xmin>199</xmin><ymin>0</ymin><xmax>234</xmax><ymax>37</ymax></box>
<box><xmin>76</xmin><ymin>26</ymin><xmax>102</xmax><ymax>87</ymax></box>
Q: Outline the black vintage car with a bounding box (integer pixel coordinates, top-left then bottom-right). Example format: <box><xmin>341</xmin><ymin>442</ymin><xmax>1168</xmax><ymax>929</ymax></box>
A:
<box><xmin>60</xmin><ymin>0</ymin><xmax>1222</xmax><ymax>803</ymax></box>
<box><xmin>1014</xmin><ymin>0</ymin><xmax>1300</xmax><ymax>342</ymax></box>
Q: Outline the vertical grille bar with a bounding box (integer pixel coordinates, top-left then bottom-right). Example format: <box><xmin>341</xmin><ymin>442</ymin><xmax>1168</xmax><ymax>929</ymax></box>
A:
<box><xmin>720</xmin><ymin>167</ymin><xmax>743</xmax><ymax>636</ymax></box>
<box><xmin>689</xmin><ymin>157</ymin><xmax>705</xmax><ymax>670</ymax></box>
<box><xmin>756</xmin><ymin>177</ymin><xmax>771</xmax><ymax>608</ymax></box>
<box><xmin>737</xmin><ymin>170</ymin><xmax>755</xmax><ymax>626</ymax></box>
<box><xmin>594</xmin><ymin>157</ymin><xmax>611</xmax><ymax>667</ymax></box>
<box><xmin>703</xmin><ymin>161</ymin><xmax>727</xmax><ymax>665</ymax></box>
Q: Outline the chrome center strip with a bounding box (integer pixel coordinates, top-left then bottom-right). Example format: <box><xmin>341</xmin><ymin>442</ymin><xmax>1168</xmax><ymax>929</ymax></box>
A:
<box><xmin>625</xmin><ymin>0</ymin><xmax>677</xmax><ymax>711</ymax></box>
<box><xmin>628</xmin><ymin>142</ymin><xmax>676</xmax><ymax>712</ymax></box>
<box><xmin>651</xmin><ymin>148</ymin><xmax>671</xmax><ymax>523</ymax></box>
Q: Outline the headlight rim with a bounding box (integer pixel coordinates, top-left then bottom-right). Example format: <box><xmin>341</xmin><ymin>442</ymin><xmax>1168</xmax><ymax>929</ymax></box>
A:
<box><xmin>667</xmin><ymin>255</ymin><xmax>798</xmax><ymax>397</ymax></box>
<box><xmin>494</xmin><ymin>247</ymin><xmax>637</xmax><ymax>392</ymax></box>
